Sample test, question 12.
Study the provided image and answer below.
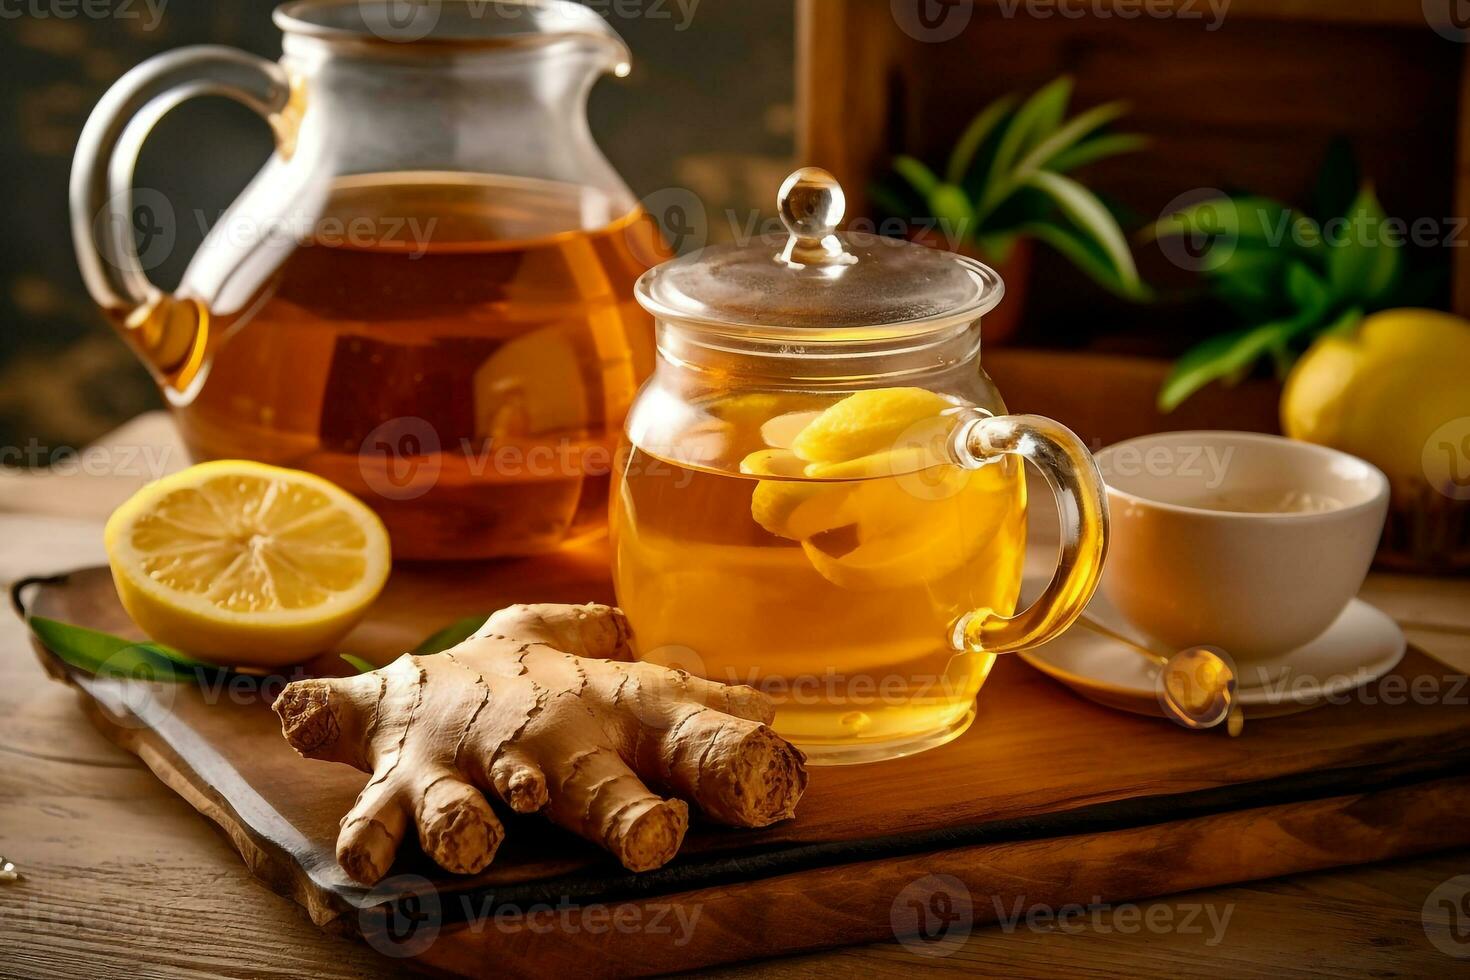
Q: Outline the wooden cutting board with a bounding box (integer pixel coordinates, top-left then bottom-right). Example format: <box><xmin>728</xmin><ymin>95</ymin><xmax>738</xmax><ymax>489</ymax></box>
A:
<box><xmin>17</xmin><ymin>546</ymin><xmax>1470</xmax><ymax>977</ymax></box>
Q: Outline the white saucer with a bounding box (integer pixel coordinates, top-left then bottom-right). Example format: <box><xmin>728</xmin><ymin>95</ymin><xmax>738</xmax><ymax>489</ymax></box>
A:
<box><xmin>1021</xmin><ymin>592</ymin><xmax>1407</xmax><ymax>720</ymax></box>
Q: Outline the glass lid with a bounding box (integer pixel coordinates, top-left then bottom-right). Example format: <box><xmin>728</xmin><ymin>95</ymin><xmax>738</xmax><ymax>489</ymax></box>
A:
<box><xmin>635</xmin><ymin>167</ymin><xmax>1003</xmax><ymax>337</ymax></box>
<box><xmin>275</xmin><ymin>0</ymin><xmax>630</xmax><ymax>63</ymax></box>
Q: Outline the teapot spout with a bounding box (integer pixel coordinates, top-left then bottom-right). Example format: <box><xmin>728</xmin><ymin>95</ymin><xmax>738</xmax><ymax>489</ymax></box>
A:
<box><xmin>109</xmin><ymin>293</ymin><xmax>211</xmax><ymax>400</ymax></box>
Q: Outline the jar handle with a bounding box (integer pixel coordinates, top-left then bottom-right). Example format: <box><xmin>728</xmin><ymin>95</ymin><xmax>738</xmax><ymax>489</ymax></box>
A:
<box><xmin>951</xmin><ymin>413</ymin><xmax>1110</xmax><ymax>653</ymax></box>
<box><xmin>70</xmin><ymin>46</ymin><xmax>291</xmax><ymax>394</ymax></box>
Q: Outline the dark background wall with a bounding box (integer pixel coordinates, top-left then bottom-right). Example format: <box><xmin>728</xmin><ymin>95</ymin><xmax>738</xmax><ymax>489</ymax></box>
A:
<box><xmin>0</xmin><ymin>0</ymin><xmax>795</xmax><ymax>453</ymax></box>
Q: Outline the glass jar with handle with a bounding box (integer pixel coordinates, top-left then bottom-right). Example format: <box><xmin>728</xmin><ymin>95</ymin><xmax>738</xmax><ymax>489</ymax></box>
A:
<box><xmin>611</xmin><ymin>167</ymin><xmax>1109</xmax><ymax>764</ymax></box>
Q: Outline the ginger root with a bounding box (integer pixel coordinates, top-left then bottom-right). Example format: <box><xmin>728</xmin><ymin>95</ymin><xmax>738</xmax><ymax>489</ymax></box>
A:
<box><xmin>272</xmin><ymin>603</ymin><xmax>807</xmax><ymax>883</ymax></box>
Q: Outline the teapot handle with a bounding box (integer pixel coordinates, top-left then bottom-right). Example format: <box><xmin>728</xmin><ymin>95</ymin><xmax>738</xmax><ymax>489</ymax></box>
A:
<box><xmin>950</xmin><ymin>413</ymin><xmax>1110</xmax><ymax>653</ymax></box>
<box><xmin>70</xmin><ymin>46</ymin><xmax>291</xmax><ymax>395</ymax></box>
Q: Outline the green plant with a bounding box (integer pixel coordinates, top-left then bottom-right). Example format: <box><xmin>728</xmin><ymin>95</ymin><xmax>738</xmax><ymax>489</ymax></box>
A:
<box><xmin>27</xmin><ymin>613</ymin><xmax>479</xmax><ymax>681</ymax></box>
<box><xmin>872</xmin><ymin>76</ymin><xmax>1148</xmax><ymax>299</ymax></box>
<box><xmin>1150</xmin><ymin>142</ymin><xmax>1443</xmax><ymax>411</ymax></box>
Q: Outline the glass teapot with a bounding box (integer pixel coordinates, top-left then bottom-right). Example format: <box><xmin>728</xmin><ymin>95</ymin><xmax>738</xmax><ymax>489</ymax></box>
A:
<box><xmin>611</xmin><ymin>168</ymin><xmax>1110</xmax><ymax>764</ymax></box>
<box><xmin>71</xmin><ymin>0</ymin><xmax>664</xmax><ymax>559</ymax></box>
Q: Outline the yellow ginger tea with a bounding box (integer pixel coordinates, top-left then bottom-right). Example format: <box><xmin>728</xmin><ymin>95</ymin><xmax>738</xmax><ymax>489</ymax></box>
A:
<box><xmin>611</xmin><ymin>388</ymin><xmax>1027</xmax><ymax>763</ymax></box>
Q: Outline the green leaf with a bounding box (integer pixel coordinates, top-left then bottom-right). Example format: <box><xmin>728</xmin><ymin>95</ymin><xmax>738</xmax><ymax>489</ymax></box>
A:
<box><xmin>974</xmin><ymin>231</ymin><xmax>1018</xmax><ymax>263</ymax></box>
<box><xmin>413</xmin><ymin>615</ymin><xmax>490</xmax><ymax>655</ymax></box>
<box><xmin>928</xmin><ymin>182</ymin><xmax>976</xmax><ymax>240</ymax></box>
<box><xmin>1291</xmin><ymin>214</ymin><xmax>1326</xmax><ymax>255</ymax></box>
<box><xmin>1317</xmin><ymin>305</ymin><xmax>1364</xmax><ymax>338</ymax></box>
<box><xmin>27</xmin><ymin>616</ymin><xmax>209</xmax><ymax>682</ymax></box>
<box><xmin>892</xmin><ymin>156</ymin><xmax>941</xmax><ymax>200</ymax></box>
<box><xmin>1207</xmin><ymin>245</ymin><xmax>1286</xmax><ymax>303</ymax></box>
<box><xmin>1158</xmin><ymin>320</ymin><xmax>1297</xmax><ymax>412</ymax></box>
<box><xmin>1018</xmin><ymin>221</ymin><xmax>1150</xmax><ymax>300</ymax></box>
<box><xmin>1285</xmin><ymin>261</ymin><xmax>1331</xmax><ymax>315</ymax></box>
<box><xmin>1020</xmin><ymin>75</ymin><xmax>1074</xmax><ymax>146</ymax></box>
<box><xmin>1023</xmin><ymin>171</ymin><xmax>1141</xmax><ymax>295</ymax></box>
<box><xmin>980</xmin><ymin>185</ymin><xmax>1055</xmax><ymax>232</ymax></box>
<box><xmin>1143</xmin><ymin>195</ymin><xmax>1294</xmax><ymax>246</ymax></box>
<box><xmin>1211</xmin><ymin>281</ymin><xmax>1276</xmax><ymax>323</ymax></box>
<box><xmin>1047</xmin><ymin>133</ymin><xmax>1148</xmax><ymax>174</ymax></box>
<box><xmin>1160</xmin><ymin>299</ymin><xmax>1336</xmax><ymax>411</ymax></box>
<box><xmin>1011</xmin><ymin>101</ymin><xmax>1130</xmax><ymax>181</ymax></box>
<box><xmin>1267</xmin><ymin>342</ymin><xmax>1295</xmax><ymax>379</ymax></box>
<box><xmin>339</xmin><ymin>653</ymin><xmax>377</xmax><ymax>674</ymax></box>
<box><xmin>980</xmin><ymin>76</ymin><xmax>1074</xmax><ymax>212</ymax></box>
<box><xmin>945</xmin><ymin>95</ymin><xmax>1018</xmax><ymax>186</ymax></box>
<box><xmin>1327</xmin><ymin>184</ymin><xmax>1401</xmax><ymax>305</ymax></box>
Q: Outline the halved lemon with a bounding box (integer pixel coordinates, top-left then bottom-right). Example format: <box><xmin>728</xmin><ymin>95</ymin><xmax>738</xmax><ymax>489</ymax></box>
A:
<box><xmin>103</xmin><ymin>460</ymin><xmax>391</xmax><ymax>667</ymax></box>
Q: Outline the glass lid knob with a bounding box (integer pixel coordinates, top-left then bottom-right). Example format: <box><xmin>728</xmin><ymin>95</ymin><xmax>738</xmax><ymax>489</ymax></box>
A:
<box><xmin>634</xmin><ymin>164</ymin><xmax>1003</xmax><ymax>332</ymax></box>
<box><xmin>776</xmin><ymin>167</ymin><xmax>856</xmax><ymax>268</ymax></box>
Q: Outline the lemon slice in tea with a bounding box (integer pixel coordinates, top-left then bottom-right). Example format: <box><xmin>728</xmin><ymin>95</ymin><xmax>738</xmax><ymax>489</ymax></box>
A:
<box><xmin>790</xmin><ymin>387</ymin><xmax>957</xmax><ymax>463</ymax></box>
<box><xmin>742</xmin><ymin>448</ymin><xmax>855</xmax><ymax>541</ymax></box>
<box><xmin>104</xmin><ymin>460</ymin><xmax>391</xmax><ymax>667</ymax></box>
<box><xmin>800</xmin><ymin>460</ymin><xmax>1020</xmax><ymax>591</ymax></box>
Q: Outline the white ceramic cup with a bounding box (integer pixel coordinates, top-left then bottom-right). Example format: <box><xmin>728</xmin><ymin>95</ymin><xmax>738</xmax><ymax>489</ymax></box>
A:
<box><xmin>1094</xmin><ymin>431</ymin><xmax>1389</xmax><ymax>665</ymax></box>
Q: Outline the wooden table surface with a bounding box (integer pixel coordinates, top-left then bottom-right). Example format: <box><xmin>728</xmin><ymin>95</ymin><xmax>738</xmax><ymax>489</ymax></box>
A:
<box><xmin>2</xmin><ymin>414</ymin><xmax>1469</xmax><ymax>978</ymax></box>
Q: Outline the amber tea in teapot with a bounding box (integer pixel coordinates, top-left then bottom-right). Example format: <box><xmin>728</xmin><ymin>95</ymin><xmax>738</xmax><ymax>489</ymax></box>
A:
<box><xmin>178</xmin><ymin>171</ymin><xmax>661</xmax><ymax>558</ymax></box>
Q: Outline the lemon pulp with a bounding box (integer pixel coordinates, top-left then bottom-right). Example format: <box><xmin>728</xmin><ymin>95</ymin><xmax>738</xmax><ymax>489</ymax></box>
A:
<box><xmin>104</xmin><ymin>460</ymin><xmax>391</xmax><ymax>666</ymax></box>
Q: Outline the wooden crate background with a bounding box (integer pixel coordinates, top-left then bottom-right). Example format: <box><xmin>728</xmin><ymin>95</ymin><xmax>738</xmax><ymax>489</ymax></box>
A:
<box><xmin>797</xmin><ymin>0</ymin><xmax>1469</xmax><ymax>358</ymax></box>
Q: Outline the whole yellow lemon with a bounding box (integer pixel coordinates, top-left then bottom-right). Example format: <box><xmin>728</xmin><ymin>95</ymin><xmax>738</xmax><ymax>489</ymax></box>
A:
<box><xmin>1282</xmin><ymin>309</ymin><xmax>1470</xmax><ymax>488</ymax></box>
